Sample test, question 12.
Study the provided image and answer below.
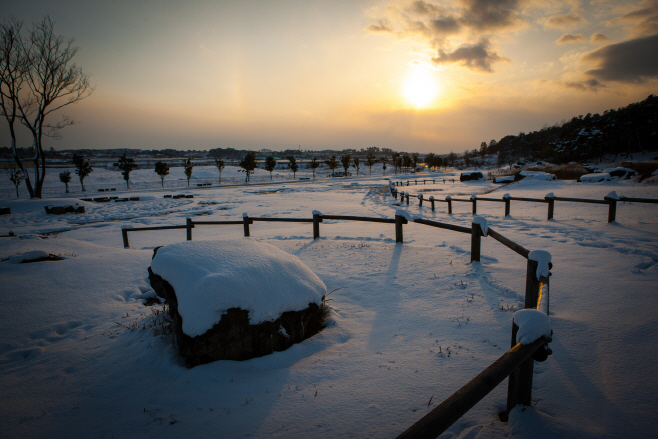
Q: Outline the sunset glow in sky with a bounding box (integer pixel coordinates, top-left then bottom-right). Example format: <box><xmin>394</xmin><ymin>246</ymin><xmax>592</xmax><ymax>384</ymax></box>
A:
<box><xmin>4</xmin><ymin>0</ymin><xmax>658</xmax><ymax>153</ymax></box>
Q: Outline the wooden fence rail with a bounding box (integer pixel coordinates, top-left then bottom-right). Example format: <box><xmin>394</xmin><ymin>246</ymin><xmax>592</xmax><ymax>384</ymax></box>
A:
<box><xmin>388</xmin><ymin>185</ymin><xmax>658</xmax><ymax>224</ymax></box>
<box><xmin>121</xmin><ymin>210</ymin><xmax>552</xmax><ymax>437</ymax></box>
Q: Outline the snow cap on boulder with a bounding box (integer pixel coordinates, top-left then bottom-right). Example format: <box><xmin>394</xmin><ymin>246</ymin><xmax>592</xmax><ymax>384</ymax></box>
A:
<box><xmin>150</xmin><ymin>239</ymin><xmax>327</xmax><ymax>337</ymax></box>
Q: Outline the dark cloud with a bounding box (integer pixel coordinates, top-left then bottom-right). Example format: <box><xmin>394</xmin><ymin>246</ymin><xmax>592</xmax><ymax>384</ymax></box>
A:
<box><xmin>432</xmin><ymin>38</ymin><xmax>506</xmax><ymax>72</ymax></box>
<box><xmin>367</xmin><ymin>19</ymin><xmax>394</xmax><ymax>33</ymax></box>
<box><xmin>590</xmin><ymin>33</ymin><xmax>610</xmax><ymax>44</ymax></box>
<box><xmin>409</xmin><ymin>0</ymin><xmax>443</xmax><ymax>16</ymax></box>
<box><xmin>544</xmin><ymin>13</ymin><xmax>586</xmax><ymax>29</ymax></box>
<box><xmin>609</xmin><ymin>2</ymin><xmax>658</xmax><ymax>37</ymax></box>
<box><xmin>564</xmin><ymin>79</ymin><xmax>604</xmax><ymax>91</ymax></box>
<box><xmin>429</xmin><ymin>16</ymin><xmax>461</xmax><ymax>35</ymax></box>
<box><xmin>367</xmin><ymin>0</ymin><xmax>525</xmax><ymax>73</ymax></box>
<box><xmin>460</xmin><ymin>0</ymin><xmax>522</xmax><ymax>31</ymax></box>
<box><xmin>557</xmin><ymin>33</ymin><xmax>585</xmax><ymax>44</ymax></box>
<box><xmin>584</xmin><ymin>34</ymin><xmax>658</xmax><ymax>83</ymax></box>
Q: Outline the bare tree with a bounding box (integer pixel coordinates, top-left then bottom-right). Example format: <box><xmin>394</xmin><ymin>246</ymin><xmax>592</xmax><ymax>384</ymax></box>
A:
<box><xmin>1</xmin><ymin>17</ymin><xmax>93</xmax><ymax>198</ymax></box>
<box><xmin>0</xmin><ymin>19</ymin><xmax>30</xmax><ymax>195</ymax></box>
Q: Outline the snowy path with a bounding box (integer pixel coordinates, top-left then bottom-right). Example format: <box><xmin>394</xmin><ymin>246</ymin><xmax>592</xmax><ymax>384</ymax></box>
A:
<box><xmin>1</xmin><ymin>175</ymin><xmax>657</xmax><ymax>438</ymax></box>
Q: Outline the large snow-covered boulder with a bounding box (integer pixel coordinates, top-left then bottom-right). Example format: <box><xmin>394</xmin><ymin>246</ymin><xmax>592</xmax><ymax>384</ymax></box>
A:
<box><xmin>148</xmin><ymin>239</ymin><xmax>327</xmax><ymax>365</ymax></box>
<box><xmin>460</xmin><ymin>171</ymin><xmax>485</xmax><ymax>182</ymax></box>
<box><xmin>602</xmin><ymin>167</ymin><xmax>637</xmax><ymax>180</ymax></box>
<box><xmin>518</xmin><ymin>171</ymin><xmax>557</xmax><ymax>181</ymax></box>
<box><xmin>578</xmin><ymin>173</ymin><xmax>611</xmax><ymax>183</ymax></box>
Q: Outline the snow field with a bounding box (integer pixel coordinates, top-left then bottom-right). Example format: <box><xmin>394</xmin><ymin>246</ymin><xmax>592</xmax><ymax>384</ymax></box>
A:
<box><xmin>0</xmin><ymin>172</ymin><xmax>657</xmax><ymax>438</ymax></box>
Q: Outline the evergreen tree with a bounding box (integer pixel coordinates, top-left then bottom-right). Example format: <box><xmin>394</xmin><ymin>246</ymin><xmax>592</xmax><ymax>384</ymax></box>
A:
<box><xmin>352</xmin><ymin>157</ymin><xmax>360</xmax><ymax>176</ymax></box>
<box><xmin>307</xmin><ymin>157</ymin><xmax>320</xmax><ymax>178</ymax></box>
<box><xmin>116</xmin><ymin>153</ymin><xmax>138</xmax><ymax>189</ymax></box>
<box><xmin>340</xmin><ymin>153</ymin><xmax>351</xmax><ymax>175</ymax></box>
<box><xmin>214</xmin><ymin>159</ymin><xmax>225</xmax><ymax>184</ymax></box>
<box><xmin>59</xmin><ymin>171</ymin><xmax>71</xmax><ymax>193</ymax></box>
<box><xmin>325</xmin><ymin>155</ymin><xmax>338</xmax><ymax>176</ymax></box>
<box><xmin>239</xmin><ymin>152</ymin><xmax>257</xmax><ymax>182</ymax></box>
<box><xmin>6</xmin><ymin>165</ymin><xmax>23</xmax><ymax>197</ymax></box>
<box><xmin>264</xmin><ymin>156</ymin><xmax>277</xmax><ymax>180</ymax></box>
<box><xmin>72</xmin><ymin>154</ymin><xmax>93</xmax><ymax>192</ymax></box>
<box><xmin>154</xmin><ymin>161</ymin><xmax>169</xmax><ymax>187</ymax></box>
<box><xmin>183</xmin><ymin>158</ymin><xmax>194</xmax><ymax>186</ymax></box>
<box><xmin>287</xmin><ymin>156</ymin><xmax>298</xmax><ymax>179</ymax></box>
<box><xmin>365</xmin><ymin>151</ymin><xmax>377</xmax><ymax>175</ymax></box>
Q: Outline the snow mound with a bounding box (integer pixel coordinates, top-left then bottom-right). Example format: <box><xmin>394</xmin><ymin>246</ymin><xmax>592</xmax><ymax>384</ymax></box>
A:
<box><xmin>150</xmin><ymin>239</ymin><xmax>327</xmax><ymax>337</ymax></box>
<box><xmin>514</xmin><ymin>309</ymin><xmax>551</xmax><ymax>345</ymax></box>
<box><xmin>7</xmin><ymin>250</ymin><xmax>49</xmax><ymax>264</ymax></box>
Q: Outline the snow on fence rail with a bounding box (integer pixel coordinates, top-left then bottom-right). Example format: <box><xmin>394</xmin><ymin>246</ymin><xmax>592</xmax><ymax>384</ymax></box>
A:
<box><xmin>121</xmin><ymin>210</ymin><xmax>553</xmax><ymax>436</ymax></box>
<box><xmin>389</xmin><ymin>185</ymin><xmax>658</xmax><ymax>224</ymax></box>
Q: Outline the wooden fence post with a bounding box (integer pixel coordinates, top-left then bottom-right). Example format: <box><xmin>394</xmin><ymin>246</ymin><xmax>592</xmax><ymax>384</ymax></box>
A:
<box><xmin>471</xmin><ymin>196</ymin><xmax>477</xmax><ymax>215</ymax></box>
<box><xmin>186</xmin><ymin>218</ymin><xmax>193</xmax><ymax>241</ymax></box>
<box><xmin>504</xmin><ymin>259</ymin><xmax>551</xmax><ymax>419</ymax></box>
<box><xmin>395</xmin><ymin>214</ymin><xmax>407</xmax><ymax>243</ymax></box>
<box><xmin>313</xmin><ymin>213</ymin><xmax>322</xmax><ymax>239</ymax></box>
<box><xmin>546</xmin><ymin>196</ymin><xmax>555</xmax><ymax>220</ymax></box>
<box><xmin>122</xmin><ymin>228</ymin><xmax>130</xmax><ymax>248</ymax></box>
<box><xmin>393</xmin><ymin>190</ymin><xmax>398</xmax><ymax>200</ymax></box>
<box><xmin>504</xmin><ymin>198</ymin><xmax>511</xmax><ymax>217</ymax></box>
<box><xmin>447</xmin><ymin>198</ymin><xmax>453</xmax><ymax>214</ymax></box>
<box><xmin>606</xmin><ymin>198</ymin><xmax>617</xmax><ymax>223</ymax></box>
<box><xmin>470</xmin><ymin>223</ymin><xmax>481</xmax><ymax>262</ymax></box>
<box><xmin>406</xmin><ymin>193</ymin><xmax>410</xmax><ymax>205</ymax></box>
<box><xmin>430</xmin><ymin>197</ymin><xmax>435</xmax><ymax>211</ymax></box>
<box><xmin>525</xmin><ymin>258</ymin><xmax>540</xmax><ymax>308</ymax></box>
<box><xmin>243</xmin><ymin>214</ymin><xmax>251</xmax><ymax>237</ymax></box>
<box><xmin>418</xmin><ymin>195</ymin><xmax>423</xmax><ymax>207</ymax></box>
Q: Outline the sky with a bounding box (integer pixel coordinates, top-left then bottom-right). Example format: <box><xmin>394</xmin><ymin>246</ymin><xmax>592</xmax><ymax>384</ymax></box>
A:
<box><xmin>2</xmin><ymin>0</ymin><xmax>658</xmax><ymax>154</ymax></box>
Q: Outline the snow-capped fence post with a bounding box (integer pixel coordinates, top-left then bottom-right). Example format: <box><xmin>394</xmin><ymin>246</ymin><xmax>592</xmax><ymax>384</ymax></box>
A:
<box><xmin>429</xmin><ymin>196</ymin><xmax>435</xmax><ymax>211</ymax></box>
<box><xmin>405</xmin><ymin>193</ymin><xmax>410</xmax><ymax>205</ymax></box>
<box><xmin>446</xmin><ymin>196</ymin><xmax>452</xmax><ymax>214</ymax></box>
<box><xmin>471</xmin><ymin>195</ymin><xmax>477</xmax><ymax>215</ymax></box>
<box><xmin>545</xmin><ymin>194</ymin><xmax>555</xmax><ymax>220</ymax></box>
<box><xmin>312</xmin><ymin>211</ymin><xmax>322</xmax><ymax>239</ymax></box>
<box><xmin>186</xmin><ymin>218</ymin><xmax>193</xmax><ymax>241</ymax></box>
<box><xmin>418</xmin><ymin>195</ymin><xmax>423</xmax><ymax>207</ymax></box>
<box><xmin>395</xmin><ymin>211</ymin><xmax>408</xmax><ymax>243</ymax></box>
<box><xmin>505</xmin><ymin>250</ymin><xmax>552</xmax><ymax>418</ymax></box>
<box><xmin>504</xmin><ymin>194</ymin><xmax>511</xmax><ymax>217</ymax></box>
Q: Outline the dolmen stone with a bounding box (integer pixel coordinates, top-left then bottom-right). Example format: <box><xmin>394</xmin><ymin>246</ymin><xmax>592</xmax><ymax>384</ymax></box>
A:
<box><xmin>148</xmin><ymin>239</ymin><xmax>327</xmax><ymax>366</ymax></box>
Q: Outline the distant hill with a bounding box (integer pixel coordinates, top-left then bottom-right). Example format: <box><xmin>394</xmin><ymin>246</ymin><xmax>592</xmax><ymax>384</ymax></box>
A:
<box><xmin>487</xmin><ymin>94</ymin><xmax>658</xmax><ymax>165</ymax></box>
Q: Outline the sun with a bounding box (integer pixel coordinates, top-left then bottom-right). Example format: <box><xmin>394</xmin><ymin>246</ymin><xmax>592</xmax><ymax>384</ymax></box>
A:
<box><xmin>402</xmin><ymin>66</ymin><xmax>440</xmax><ymax>109</ymax></box>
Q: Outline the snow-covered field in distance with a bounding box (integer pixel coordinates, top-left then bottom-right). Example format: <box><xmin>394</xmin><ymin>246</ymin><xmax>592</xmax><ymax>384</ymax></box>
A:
<box><xmin>1</xmin><ymin>166</ymin><xmax>657</xmax><ymax>439</ymax></box>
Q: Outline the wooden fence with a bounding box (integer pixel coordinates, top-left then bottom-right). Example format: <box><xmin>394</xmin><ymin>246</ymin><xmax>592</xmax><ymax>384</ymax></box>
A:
<box><xmin>390</xmin><ymin>186</ymin><xmax>658</xmax><ymax>224</ymax></box>
<box><xmin>122</xmin><ymin>210</ymin><xmax>553</xmax><ymax>437</ymax></box>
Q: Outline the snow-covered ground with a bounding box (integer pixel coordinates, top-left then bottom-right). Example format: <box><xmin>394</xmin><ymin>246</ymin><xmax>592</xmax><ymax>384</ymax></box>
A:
<box><xmin>1</xmin><ymin>167</ymin><xmax>657</xmax><ymax>439</ymax></box>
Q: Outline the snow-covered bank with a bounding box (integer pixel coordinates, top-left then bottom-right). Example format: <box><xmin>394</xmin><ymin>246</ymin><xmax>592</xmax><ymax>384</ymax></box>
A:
<box><xmin>1</xmin><ymin>175</ymin><xmax>657</xmax><ymax>438</ymax></box>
